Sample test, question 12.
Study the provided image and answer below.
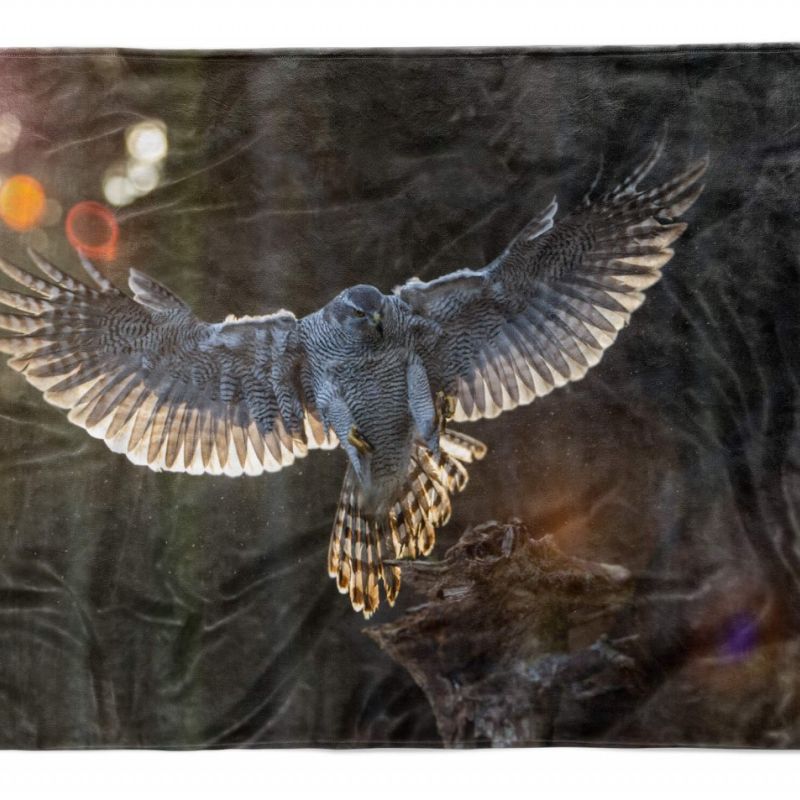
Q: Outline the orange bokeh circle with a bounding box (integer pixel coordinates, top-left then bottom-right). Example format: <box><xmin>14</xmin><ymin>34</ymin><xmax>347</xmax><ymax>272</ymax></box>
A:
<box><xmin>0</xmin><ymin>174</ymin><xmax>47</xmax><ymax>231</ymax></box>
<box><xmin>65</xmin><ymin>201</ymin><xmax>119</xmax><ymax>261</ymax></box>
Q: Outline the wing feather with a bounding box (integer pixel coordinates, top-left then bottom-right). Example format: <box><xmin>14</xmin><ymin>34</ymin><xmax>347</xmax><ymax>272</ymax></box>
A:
<box><xmin>397</xmin><ymin>141</ymin><xmax>707</xmax><ymax>422</ymax></box>
<box><xmin>0</xmin><ymin>250</ymin><xmax>337</xmax><ymax>475</ymax></box>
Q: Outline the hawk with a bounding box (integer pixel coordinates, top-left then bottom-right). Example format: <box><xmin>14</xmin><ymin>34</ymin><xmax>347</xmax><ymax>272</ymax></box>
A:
<box><xmin>0</xmin><ymin>140</ymin><xmax>706</xmax><ymax>617</ymax></box>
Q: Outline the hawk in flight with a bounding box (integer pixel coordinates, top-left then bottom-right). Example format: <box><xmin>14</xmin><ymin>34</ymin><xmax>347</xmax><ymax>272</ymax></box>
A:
<box><xmin>0</xmin><ymin>140</ymin><xmax>706</xmax><ymax>617</ymax></box>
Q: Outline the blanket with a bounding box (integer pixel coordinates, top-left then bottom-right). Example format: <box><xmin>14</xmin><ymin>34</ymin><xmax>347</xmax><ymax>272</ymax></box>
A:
<box><xmin>0</xmin><ymin>46</ymin><xmax>798</xmax><ymax>748</ymax></box>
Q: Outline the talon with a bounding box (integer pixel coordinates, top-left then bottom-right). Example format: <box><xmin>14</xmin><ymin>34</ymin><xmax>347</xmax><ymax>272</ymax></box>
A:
<box><xmin>435</xmin><ymin>390</ymin><xmax>457</xmax><ymax>432</ymax></box>
<box><xmin>347</xmin><ymin>426</ymin><xmax>374</xmax><ymax>454</ymax></box>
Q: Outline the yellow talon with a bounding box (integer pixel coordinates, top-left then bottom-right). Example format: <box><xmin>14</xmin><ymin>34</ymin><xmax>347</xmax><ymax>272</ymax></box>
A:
<box><xmin>435</xmin><ymin>391</ymin><xmax>457</xmax><ymax>432</ymax></box>
<box><xmin>347</xmin><ymin>426</ymin><xmax>373</xmax><ymax>454</ymax></box>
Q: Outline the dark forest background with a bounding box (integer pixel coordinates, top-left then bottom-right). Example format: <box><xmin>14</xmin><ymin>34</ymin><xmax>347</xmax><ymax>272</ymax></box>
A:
<box><xmin>0</xmin><ymin>47</ymin><xmax>798</xmax><ymax>747</ymax></box>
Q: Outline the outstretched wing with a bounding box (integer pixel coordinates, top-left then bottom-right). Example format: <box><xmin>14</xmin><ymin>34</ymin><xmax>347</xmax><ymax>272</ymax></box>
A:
<box><xmin>0</xmin><ymin>251</ymin><xmax>335</xmax><ymax>475</ymax></box>
<box><xmin>397</xmin><ymin>141</ymin><xmax>708</xmax><ymax>421</ymax></box>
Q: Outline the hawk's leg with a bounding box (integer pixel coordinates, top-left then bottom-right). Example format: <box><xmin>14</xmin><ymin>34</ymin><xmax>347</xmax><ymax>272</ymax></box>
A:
<box><xmin>317</xmin><ymin>380</ymin><xmax>372</xmax><ymax>486</ymax></box>
<box><xmin>407</xmin><ymin>356</ymin><xmax>439</xmax><ymax>453</ymax></box>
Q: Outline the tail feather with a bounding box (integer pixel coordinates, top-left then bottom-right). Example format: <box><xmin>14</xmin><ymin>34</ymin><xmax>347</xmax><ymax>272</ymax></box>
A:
<box><xmin>328</xmin><ymin>429</ymin><xmax>487</xmax><ymax>617</ymax></box>
<box><xmin>440</xmin><ymin>428</ymin><xmax>488</xmax><ymax>463</ymax></box>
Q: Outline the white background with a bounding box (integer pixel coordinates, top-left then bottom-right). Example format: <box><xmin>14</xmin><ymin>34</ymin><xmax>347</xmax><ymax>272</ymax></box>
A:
<box><xmin>1</xmin><ymin>1</ymin><xmax>800</xmax><ymax>797</ymax></box>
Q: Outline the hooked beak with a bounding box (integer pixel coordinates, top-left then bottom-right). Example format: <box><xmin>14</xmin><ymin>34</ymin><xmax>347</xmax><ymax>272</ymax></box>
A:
<box><xmin>370</xmin><ymin>311</ymin><xmax>383</xmax><ymax>337</ymax></box>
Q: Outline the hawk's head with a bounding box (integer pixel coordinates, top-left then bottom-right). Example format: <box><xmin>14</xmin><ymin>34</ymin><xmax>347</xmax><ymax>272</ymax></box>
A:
<box><xmin>329</xmin><ymin>284</ymin><xmax>386</xmax><ymax>340</ymax></box>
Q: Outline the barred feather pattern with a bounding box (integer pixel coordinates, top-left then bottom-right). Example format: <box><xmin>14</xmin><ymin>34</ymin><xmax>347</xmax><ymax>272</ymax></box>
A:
<box><xmin>397</xmin><ymin>139</ymin><xmax>708</xmax><ymax>423</ymax></box>
<box><xmin>0</xmin><ymin>251</ymin><xmax>336</xmax><ymax>476</ymax></box>
<box><xmin>328</xmin><ymin>429</ymin><xmax>487</xmax><ymax>617</ymax></box>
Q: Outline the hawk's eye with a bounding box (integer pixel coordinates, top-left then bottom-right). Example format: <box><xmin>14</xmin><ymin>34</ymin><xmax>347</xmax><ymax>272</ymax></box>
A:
<box><xmin>353</xmin><ymin>309</ymin><xmax>366</xmax><ymax>318</ymax></box>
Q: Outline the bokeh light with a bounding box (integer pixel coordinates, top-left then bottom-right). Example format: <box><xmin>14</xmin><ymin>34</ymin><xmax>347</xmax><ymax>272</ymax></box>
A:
<box><xmin>106</xmin><ymin>119</ymin><xmax>168</xmax><ymax>204</ymax></box>
<box><xmin>0</xmin><ymin>112</ymin><xmax>22</xmax><ymax>154</ymax></box>
<box><xmin>102</xmin><ymin>162</ymin><xmax>133</xmax><ymax>206</ymax></box>
<box><xmin>22</xmin><ymin>229</ymin><xmax>49</xmax><ymax>252</ymax></box>
<box><xmin>65</xmin><ymin>201</ymin><xmax>119</xmax><ymax>261</ymax></box>
<box><xmin>42</xmin><ymin>198</ymin><xmax>63</xmax><ymax>227</ymax></box>
<box><xmin>103</xmin><ymin>170</ymin><xmax>138</xmax><ymax>207</ymax></box>
<box><xmin>126</xmin><ymin>159</ymin><xmax>160</xmax><ymax>194</ymax></box>
<box><xmin>720</xmin><ymin>611</ymin><xmax>760</xmax><ymax>662</ymax></box>
<box><xmin>125</xmin><ymin>119</ymin><xmax>168</xmax><ymax>163</ymax></box>
<box><xmin>0</xmin><ymin>174</ymin><xmax>47</xmax><ymax>231</ymax></box>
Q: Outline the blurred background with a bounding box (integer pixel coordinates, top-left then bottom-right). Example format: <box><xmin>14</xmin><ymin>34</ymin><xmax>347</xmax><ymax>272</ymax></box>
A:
<box><xmin>0</xmin><ymin>47</ymin><xmax>798</xmax><ymax>747</ymax></box>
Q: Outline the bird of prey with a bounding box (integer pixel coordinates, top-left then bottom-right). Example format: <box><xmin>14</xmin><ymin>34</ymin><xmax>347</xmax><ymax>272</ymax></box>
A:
<box><xmin>0</xmin><ymin>140</ymin><xmax>706</xmax><ymax>617</ymax></box>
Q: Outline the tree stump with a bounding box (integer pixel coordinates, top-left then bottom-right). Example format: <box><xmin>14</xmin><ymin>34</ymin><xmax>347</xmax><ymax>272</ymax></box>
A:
<box><xmin>367</xmin><ymin>519</ymin><xmax>637</xmax><ymax>746</ymax></box>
